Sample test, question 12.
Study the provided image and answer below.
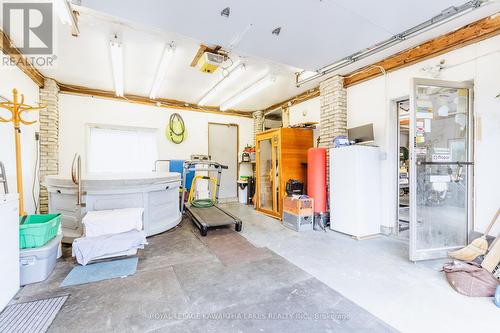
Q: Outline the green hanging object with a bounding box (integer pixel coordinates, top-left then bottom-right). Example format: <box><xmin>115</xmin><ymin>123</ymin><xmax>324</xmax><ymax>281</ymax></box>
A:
<box><xmin>166</xmin><ymin>113</ymin><xmax>186</xmax><ymax>144</ymax></box>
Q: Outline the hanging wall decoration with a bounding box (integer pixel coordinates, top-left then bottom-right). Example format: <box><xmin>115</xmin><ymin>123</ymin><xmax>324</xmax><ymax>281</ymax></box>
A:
<box><xmin>166</xmin><ymin>113</ymin><xmax>186</xmax><ymax>144</ymax></box>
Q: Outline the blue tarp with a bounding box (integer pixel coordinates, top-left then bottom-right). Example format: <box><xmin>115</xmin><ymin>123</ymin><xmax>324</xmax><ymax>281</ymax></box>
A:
<box><xmin>169</xmin><ymin>160</ymin><xmax>194</xmax><ymax>190</ymax></box>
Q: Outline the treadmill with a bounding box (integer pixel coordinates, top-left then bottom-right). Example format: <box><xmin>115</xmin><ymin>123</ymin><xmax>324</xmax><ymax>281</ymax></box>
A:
<box><xmin>181</xmin><ymin>160</ymin><xmax>242</xmax><ymax>236</ymax></box>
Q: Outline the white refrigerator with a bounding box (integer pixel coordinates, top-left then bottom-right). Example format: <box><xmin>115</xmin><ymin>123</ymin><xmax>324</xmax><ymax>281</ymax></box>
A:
<box><xmin>329</xmin><ymin>145</ymin><xmax>382</xmax><ymax>238</ymax></box>
<box><xmin>0</xmin><ymin>193</ymin><xmax>19</xmax><ymax>311</ymax></box>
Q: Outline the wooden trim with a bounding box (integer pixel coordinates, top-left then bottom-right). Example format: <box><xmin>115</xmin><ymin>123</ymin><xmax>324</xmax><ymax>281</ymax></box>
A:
<box><xmin>263</xmin><ymin>87</ymin><xmax>319</xmax><ymax>113</ymax></box>
<box><xmin>190</xmin><ymin>45</ymin><xmax>209</xmax><ymax>67</ymax></box>
<box><xmin>58</xmin><ymin>83</ymin><xmax>252</xmax><ymax>118</ymax></box>
<box><xmin>0</xmin><ymin>30</ymin><xmax>45</xmax><ymax>87</ymax></box>
<box><xmin>344</xmin><ymin>15</ymin><xmax>500</xmax><ymax>87</ymax></box>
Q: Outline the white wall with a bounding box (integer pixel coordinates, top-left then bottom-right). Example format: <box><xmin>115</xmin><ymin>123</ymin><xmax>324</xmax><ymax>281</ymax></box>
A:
<box><xmin>346</xmin><ymin>35</ymin><xmax>500</xmax><ymax>235</ymax></box>
<box><xmin>0</xmin><ymin>61</ymin><xmax>39</xmax><ymax>214</ymax></box>
<box><xmin>289</xmin><ymin>97</ymin><xmax>320</xmax><ymax>126</ymax></box>
<box><xmin>58</xmin><ymin>94</ymin><xmax>254</xmax><ymax>177</ymax></box>
<box><xmin>289</xmin><ymin>97</ymin><xmax>320</xmax><ymax>145</ymax></box>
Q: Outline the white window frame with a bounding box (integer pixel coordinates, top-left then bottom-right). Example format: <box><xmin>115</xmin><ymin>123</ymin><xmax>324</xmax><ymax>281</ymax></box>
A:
<box><xmin>85</xmin><ymin>123</ymin><xmax>159</xmax><ymax>174</ymax></box>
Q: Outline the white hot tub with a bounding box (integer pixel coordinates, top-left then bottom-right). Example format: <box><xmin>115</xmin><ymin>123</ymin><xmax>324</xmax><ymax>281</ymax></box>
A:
<box><xmin>44</xmin><ymin>172</ymin><xmax>181</xmax><ymax>243</ymax></box>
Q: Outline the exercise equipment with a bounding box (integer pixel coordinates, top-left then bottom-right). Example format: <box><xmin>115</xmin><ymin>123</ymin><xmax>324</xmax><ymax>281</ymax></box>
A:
<box><xmin>181</xmin><ymin>160</ymin><xmax>242</xmax><ymax>236</ymax></box>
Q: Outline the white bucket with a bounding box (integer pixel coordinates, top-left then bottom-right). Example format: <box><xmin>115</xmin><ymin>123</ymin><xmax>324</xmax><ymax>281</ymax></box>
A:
<box><xmin>237</xmin><ymin>181</ymin><xmax>248</xmax><ymax>204</ymax></box>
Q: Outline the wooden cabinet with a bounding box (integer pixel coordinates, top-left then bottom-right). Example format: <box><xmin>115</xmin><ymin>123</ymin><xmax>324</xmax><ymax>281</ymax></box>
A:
<box><xmin>255</xmin><ymin>128</ymin><xmax>313</xmax><ymax>219</ymax></box>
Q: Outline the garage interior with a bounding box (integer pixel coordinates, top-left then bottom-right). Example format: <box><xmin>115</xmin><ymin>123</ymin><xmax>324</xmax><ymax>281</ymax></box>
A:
<box><xmin>1</xmin><ymin>1</ymin><xmax>500</xmax><ymax>332</ymax></box>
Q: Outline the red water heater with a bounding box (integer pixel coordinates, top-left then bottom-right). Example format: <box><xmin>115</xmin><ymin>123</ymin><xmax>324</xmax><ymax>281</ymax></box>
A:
<box><xmin>307</xmin><ymin>148</ymin><xmax>327</xmax><ymax>213</ymax></box>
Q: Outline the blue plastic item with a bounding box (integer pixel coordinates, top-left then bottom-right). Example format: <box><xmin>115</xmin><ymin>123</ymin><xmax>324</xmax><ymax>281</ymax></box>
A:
<box><xmin>169</xmin><ymin>159</ymin><xmax>194</xmax><ymax>190</ymax></box>
<box><xmin>333</xmin><ymin>135</ymin><xmax>350</xmax><ymax>148</ymax></box>
<box><xmin>495</xmin><ymin>285</ymin><xmax>500</xmax><ymax>308</ymax></box>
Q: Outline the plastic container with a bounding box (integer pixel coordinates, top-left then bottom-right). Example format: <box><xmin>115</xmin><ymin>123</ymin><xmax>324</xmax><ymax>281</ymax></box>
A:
<box><xmin>282</xmin><ymin>211</ymin><xmax>313</xmax><ymax>232</ymax></box>
<box><xmin>19</xmin><ymin>234</ymin><xmax>62</xmax><ymax>286</ymax></box>
<box><xmin>238</xmin><ymin>180</ymin><xmax>248</xmax><ymax>204</ymax></box>
<box><xmin>19</xmin><ymin>214</ymin><xmax>61</xmax><ymax>249</ymax></box>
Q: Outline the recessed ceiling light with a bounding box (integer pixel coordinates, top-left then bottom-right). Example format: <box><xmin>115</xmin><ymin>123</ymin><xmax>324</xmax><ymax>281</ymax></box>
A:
<box><xmin>221</xmin><ymin>7</ymin><xmax>230</xmax><ymax>18</ymax></box>
<box><xmin>272</xmin><ymin>27</ymin><xmax>281</xmax><ymax>36</ymax></box>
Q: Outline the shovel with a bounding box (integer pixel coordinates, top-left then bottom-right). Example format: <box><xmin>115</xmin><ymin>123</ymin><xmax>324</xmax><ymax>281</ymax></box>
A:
<box><xmin>448</xmin><ymin>207</ymin><xmax>500</xmax><ymax>261</ymax></box>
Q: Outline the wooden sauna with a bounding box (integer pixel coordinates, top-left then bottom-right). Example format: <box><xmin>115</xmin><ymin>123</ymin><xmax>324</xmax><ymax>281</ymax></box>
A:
<box><xmin>255</xmin><ymin>128</ymin><xmax>313</xmax><ymax>219</ymax></box>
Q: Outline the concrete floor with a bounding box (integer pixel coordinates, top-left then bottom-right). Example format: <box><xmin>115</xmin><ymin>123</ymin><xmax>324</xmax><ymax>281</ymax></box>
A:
<box><xmin>13</xmin><ymin>211</ymin><xmax>395</xmax><ymax>333</ymax></box>
<box><xmin>221</xmin><ymin>203</ymin><xmax>500</xmax><ymax>333</ymax></box>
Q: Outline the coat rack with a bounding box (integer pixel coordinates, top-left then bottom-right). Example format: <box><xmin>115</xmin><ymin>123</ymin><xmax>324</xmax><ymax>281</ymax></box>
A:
<box><xmin>0</xmin><ymin>88</ymin><xmax>45</xmax><ymax>216</ymax></box>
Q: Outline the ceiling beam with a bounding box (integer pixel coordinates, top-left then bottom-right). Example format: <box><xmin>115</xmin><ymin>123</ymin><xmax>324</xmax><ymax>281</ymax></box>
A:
<box><xmin>58</xmin><ymin>83</ymin><xmax>252</xmax><ymax>118</ymax></box>
<box><xmin>263</xmin><ymin>87</ymin><xmax>320</xmax><ymax>113</ymax></box>
<box><xmin>343</xmin><ymin>14</ymin><xmax>500</xmax><ymax>87</ymax></box>
<box><xmin>0</xmin><ymin>30</ymin><xmax>45</xmax><ymax>87</ymax></box>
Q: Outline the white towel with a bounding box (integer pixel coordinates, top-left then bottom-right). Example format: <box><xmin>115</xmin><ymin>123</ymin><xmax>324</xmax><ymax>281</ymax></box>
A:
<box><xmin>82</xmin><ymin>207</ymin><xmax>143</xmax><ymax>237</ymax></box>
<box><xmin>72</xmin><ymin>230</ymin><xmax>147</xmax><ymax>266</ymax></box>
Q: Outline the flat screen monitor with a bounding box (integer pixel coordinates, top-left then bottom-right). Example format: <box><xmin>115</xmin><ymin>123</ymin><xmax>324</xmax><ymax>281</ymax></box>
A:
<box><xmin>348</xmin><ymin>124</ymin><xmax>374</xmax><ymax>144</ymax></box>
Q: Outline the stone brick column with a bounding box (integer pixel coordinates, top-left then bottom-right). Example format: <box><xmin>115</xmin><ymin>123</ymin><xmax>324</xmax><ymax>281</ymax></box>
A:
<box><xmin>319</xmin><ymin>75</ymin><xmax>347</xmax><ymax>149</ymax></box>
<box><xmin>252</xmin><ymin>110</ymin><xmax>264</xmax><ymax>145</ymax></box>
<box><xmin>319</xmin><ymin>75</ymin><xmax>347</xmax><ymax>214</ymax></box>
<box><xmin>39</xmin><ymin>78</ymin><xmax>59</xmax><ymax>214</ymax></box>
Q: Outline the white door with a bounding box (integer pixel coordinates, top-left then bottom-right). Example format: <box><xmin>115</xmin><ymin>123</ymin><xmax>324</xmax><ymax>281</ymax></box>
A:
<box><xmin>409</xmin><ymin>78</ymin><xmax>473</xmax><ymax>261</ymax></box>
<box><xmin>208</xmin><ymin>123</ymin><xmax>238</xmax><ymax>200</ymax></box>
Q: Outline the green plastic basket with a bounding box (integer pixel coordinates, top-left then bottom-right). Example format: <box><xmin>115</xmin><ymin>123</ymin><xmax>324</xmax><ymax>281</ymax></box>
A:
<box><xmin>19</xmin><ymin>214</ymin><xmax>61</xmax><ymax>249</ymax></box>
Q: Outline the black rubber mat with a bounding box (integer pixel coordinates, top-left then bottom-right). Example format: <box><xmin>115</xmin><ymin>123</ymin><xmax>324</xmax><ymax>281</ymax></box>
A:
<box><xmin>189</xmin><ymin>205</ymin><xmax>237</xmax><ymax>227</ymax></box>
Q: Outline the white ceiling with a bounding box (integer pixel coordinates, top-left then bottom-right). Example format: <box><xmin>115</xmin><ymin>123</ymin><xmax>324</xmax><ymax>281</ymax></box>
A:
<box><xmin>80</xmin><ymin>0</ymin><xmax>474</xmax><ymax>70</ymax></box>
<box><xmin>31</xmin><ymin>0</ymin><xmax>500</xmax><ymax>112</ymax></box>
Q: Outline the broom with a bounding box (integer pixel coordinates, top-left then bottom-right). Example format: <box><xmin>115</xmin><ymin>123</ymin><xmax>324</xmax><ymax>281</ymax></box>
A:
<box><xmin>448</xmin><ymin>207</ymin><xmax>500</xmax><ymax>261</ymax></box>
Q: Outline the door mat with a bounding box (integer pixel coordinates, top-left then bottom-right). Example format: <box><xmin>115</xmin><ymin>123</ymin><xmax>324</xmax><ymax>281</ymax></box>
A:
<box><xmin>0</xmin><ymin>295</ymin><xmax>69</xmax><ymax>333</ymax></box>
<box><xmin>60</xmin><ymin>257</ymin><xmax>138</xmax><ymax>287</ymax></box>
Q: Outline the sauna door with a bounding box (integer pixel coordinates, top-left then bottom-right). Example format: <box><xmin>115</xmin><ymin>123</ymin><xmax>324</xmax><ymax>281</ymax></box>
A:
<box><xmin>256</xmin><ymin>132</ymin><xmax>280</xmax><ymax>218</ymax></box>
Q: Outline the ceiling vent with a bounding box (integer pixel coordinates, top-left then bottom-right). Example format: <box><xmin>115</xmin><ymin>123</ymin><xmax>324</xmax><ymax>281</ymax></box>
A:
<box><xmin>197</xmin><ymin>52</ymin><xmax>225</xmax><ymax>73</ymax></box>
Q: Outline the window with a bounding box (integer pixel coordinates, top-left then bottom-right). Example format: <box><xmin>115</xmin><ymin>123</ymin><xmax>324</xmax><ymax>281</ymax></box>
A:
<box><xmin>87</xmin><ymin>125</ymin><xmax>158</xmax><ymax>173</ymax></box>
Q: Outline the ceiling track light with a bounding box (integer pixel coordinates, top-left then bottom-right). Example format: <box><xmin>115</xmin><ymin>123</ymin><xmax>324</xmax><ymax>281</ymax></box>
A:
<box><xmin>198</xmin><ymin>63</ymin><xmax>246</xmax><ymax>106</ymax></box>
<box><xmin>54</xmin><ymin>0</ymin><xmax>80</xmax><ymax>36</ymax></box>
<box><xmin>220</xmin><ymin>74</ymin><xmax>276</xmax><ymax>111</ymax></box>
<box><xmin>109</xmin><ymin>34</ymin><xmax>124</xmax><ymax>97</ymax></box>
<box><xmin>221</xmin><ymin>7</ymin><xmax>230</xmax><ymax>17</ymax></box>
<box><xmin>296</xmin><ymin>0</ymin><xmax>490</xmax><ymax>86</ymax></box>
<box><xmin>272</xmin><ymin>27</ymin><xmax>281</xmax><ymax>36</ymax></box>
<box><xmin>149</xmin><ymin>42</ymin><xmax>176</xmax><ymax>100</ymax></box>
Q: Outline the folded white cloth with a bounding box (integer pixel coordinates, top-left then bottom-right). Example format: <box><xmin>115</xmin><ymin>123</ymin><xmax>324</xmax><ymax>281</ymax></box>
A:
<box><xmin>82</xmin><ymin>207</ymin><xmax>144</xmax><ymax>237</ymax></box>
<box><xmin>72</xmin><ymin>230</ymin><xmax>147</xmax><ymax>266</ymax></box>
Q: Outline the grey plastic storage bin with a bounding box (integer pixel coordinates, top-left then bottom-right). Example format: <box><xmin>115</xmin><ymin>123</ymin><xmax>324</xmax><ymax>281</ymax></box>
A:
<box><xmin>19</xmin><ymin>234</ymin><xmax>62</xmax><ymax>286</ymax></box>
<box><xmin>282</xmin><ymin>211</ymin><xmax>313</xmax><ymax>232</ymax></box>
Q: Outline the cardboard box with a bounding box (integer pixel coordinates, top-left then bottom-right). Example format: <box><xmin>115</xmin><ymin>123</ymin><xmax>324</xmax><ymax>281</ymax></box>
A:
<box><xmin>283</xmin><ymin>196</ymin><xmax>313</xmax><ymax>216</ymax></box>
